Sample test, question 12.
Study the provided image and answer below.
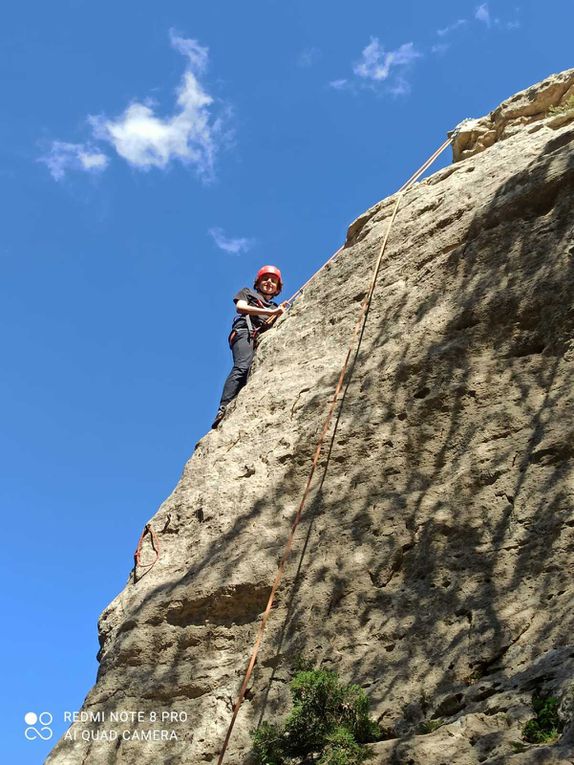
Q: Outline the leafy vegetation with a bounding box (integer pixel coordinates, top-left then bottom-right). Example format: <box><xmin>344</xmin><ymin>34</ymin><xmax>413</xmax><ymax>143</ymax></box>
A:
<box><xmin>252</xmin><ymin>669</ymin><xmax>381</xmax><ymax>764</ymax></box>
<box><xmin>548</xmin><ymin>95</ymin><xmax>574</xmax><ymax>115</ymax></box>
<box><xmin>511</xmin><ymin>741</ymin><xmax>529</xmax><ymax>753</ymax></box>
<box><xmin>522</xmin><ymin>694</ymin><xmax>563</xmax><ymax>744</ymax></box>
<box><xmin>466</xmin><ymin>669</ymin><xmax>483</xmax><ymax>683</ymax></box>
<box><xmin>419</xmin><ymin>718</ymin><xmax>444</xmax><ymax>734</ymax></box>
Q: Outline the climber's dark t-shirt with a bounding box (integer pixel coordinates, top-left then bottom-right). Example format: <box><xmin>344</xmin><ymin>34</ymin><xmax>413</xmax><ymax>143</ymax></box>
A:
<box><xmin>232</xmin><ymin>287</ymin><xmax>278</xmax><ymax>331</ymax></box>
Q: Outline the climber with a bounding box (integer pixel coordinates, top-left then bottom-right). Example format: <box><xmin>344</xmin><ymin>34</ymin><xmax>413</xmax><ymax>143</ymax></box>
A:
<box><xmin>212</xmin><ymin>265</ymin><xmax>287</xmax><ymax>428</ymax></box>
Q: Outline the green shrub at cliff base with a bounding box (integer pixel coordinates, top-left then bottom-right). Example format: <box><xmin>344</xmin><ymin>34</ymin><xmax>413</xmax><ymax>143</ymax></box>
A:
<box><xmin>318</xmin><ymin>727</ymin><xmax>369</xmax><ymax>765</ymax></box>
<box><xmin>251</xmin><ymin>669</ymin><xmax>380</xmax><ymax>765</ymax></box>
<box><xmin>522</xmin><ymin>695</ymin><xmax>563</xmax><ymax>744</ymax></box>
<box><xmin>252</xmin><ymin>722</ymin><xmax>285</xmax><ymax>765</ymax></box>
<box><xmin>287</xmin><ymin>670</ymin><xmax>376</xmax><ymax>754</ymax></box>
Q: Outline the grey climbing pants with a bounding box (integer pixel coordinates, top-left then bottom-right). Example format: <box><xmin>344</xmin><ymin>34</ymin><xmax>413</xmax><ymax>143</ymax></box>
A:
<box><xmin>218</xmin><ymin>328</ymin><xmax>255</xmax><ymax>407</ymax></box>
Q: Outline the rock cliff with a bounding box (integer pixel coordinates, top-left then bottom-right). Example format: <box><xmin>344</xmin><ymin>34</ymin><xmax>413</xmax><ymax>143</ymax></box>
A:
<box><xmin>46</xmin><ymin>69</ymin><xmax>574</xmax><ymax>765</ymax></box>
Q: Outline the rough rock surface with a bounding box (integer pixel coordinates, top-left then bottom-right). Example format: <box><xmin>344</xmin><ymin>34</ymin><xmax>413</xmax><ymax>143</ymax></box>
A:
<box><xmin>47</xmin><ymin>70</ymin><xmax>574</xmax><ymax>765</ymax></box>
<box><xmin>451</xmin><ymin>67</ymin><xmax>574</xmax><ymax>162</ymax></box>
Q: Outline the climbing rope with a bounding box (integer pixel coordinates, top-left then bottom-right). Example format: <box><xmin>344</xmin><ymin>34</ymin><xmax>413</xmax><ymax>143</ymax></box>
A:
<box><xmin>283</xmin><ymin>138</ymin><xmax>451</xmax><ymax>307</ymax></box>
<box><xmin>284</xmin><ymin>245</ymin><xmax>344</xmax><ymax>306</ymax></box>
<box><xmin>216</xmin><ymin>136</ymin><xmax>452</xmax><ymax>764</ymax></box>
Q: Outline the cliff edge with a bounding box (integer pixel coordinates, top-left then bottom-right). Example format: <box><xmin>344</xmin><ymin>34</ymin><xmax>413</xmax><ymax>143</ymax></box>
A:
<box><xmin>47</xmin><ymin>69</ymin><xmax>574</xmax><ymax>765</ymax></box>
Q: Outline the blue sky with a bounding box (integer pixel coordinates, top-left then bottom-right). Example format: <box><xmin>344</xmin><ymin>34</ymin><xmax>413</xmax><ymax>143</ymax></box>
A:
<box><xmin>1</xmin><ymin>0</ymin><xmax>572</xmax><ymax>761</ymax></box>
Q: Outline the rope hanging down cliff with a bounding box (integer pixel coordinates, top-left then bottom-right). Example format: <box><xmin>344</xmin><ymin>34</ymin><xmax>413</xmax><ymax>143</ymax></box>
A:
<box><xmin>216</xmin><ymin>136</ymin><xmax>453</xmax><ymax>765</ymax></box>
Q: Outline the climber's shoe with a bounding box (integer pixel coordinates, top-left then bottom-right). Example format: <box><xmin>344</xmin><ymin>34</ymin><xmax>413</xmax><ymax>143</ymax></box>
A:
<box><xmin>211</xmin><ymin>405</ymin><xmax>227</xmax><ymax>429</ymax></box>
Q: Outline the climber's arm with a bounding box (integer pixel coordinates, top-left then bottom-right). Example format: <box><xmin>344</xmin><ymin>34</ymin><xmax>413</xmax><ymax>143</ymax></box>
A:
<box><xmin>236</xmin><ymin>299</ymin><xmax>286</xmax><ymax>318</ymax></box>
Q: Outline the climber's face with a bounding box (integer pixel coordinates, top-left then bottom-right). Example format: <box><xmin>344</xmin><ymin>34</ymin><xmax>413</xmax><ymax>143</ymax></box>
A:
<box><xmin>258</xmin><ymin>275</ymin><xmax>280</xmax><ymax>296</ymax></box>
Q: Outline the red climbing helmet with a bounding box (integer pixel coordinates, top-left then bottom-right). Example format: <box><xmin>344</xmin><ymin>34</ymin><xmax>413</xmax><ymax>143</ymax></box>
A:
<box><xmin>254</xmin><ymin>265</ymin><xmax>283</xmax><ymax>295</ymax></box>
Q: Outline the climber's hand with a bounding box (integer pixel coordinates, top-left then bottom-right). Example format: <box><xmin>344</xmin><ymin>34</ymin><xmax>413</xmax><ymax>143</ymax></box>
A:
<box><xmin>271</xmin><ymin>303</ymin><xmax>287</xmax><ymax>317</ymax></box>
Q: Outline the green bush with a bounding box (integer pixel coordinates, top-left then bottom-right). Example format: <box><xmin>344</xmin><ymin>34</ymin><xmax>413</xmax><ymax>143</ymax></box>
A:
<box><xmin>548</xmin><ymin>95</ymin><xmax>574</xmax><ymax>116</ymax></box>
<box><xmin>252</xmin><ymin>722</ymin><xmax>285</xmax><ymax>765</ymax></box>
<box><xmin>252</xmin><ymin>669</ymin><xmax>380</xmax><ymax>765</ymax></box>
<box><xmin>318</xmin><ymin>727</ymin><xmax>367</xmax><ymax>765</ymax></box>
<box><xmin>419</xmin><ymin>718</ymin><xmax>444</xmax><ymax>734</ymax></box>
<box><xmin>522</xmin><ymin>695</ymin><xmax>563</xmax><ymax>744</ymax></box>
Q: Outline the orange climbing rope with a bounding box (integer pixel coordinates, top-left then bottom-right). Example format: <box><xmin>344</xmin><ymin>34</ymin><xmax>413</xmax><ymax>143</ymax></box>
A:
<box><xmin>216</xmin><ymin>136</ymin><xmax>452</xmax><ymax>764</ymax></box>
<box><xmin>284</xmin><ymin>138</ymin><xmax>451</xmax><ymax>307</ymax></box>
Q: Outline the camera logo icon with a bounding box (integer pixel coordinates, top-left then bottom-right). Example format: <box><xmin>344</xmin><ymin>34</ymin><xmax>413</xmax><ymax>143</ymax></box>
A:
<box><xmin>24</xmin><ymin>712</ymin><xmax>53</xmax><ymax>740</ymax></box>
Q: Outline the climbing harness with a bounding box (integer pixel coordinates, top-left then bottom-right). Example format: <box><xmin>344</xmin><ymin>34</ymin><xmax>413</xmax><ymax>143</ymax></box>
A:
<box><xmin>133</xmin><ymin>523</ymin><xmax>160</xmax><ymax>582</ymax></box>
<box><xmin>232</xmin><ymin>291</ymin><xmax>277</xmax><ymax>344</ymax></box>
<box><xmin>245</xmin><ymin>314</ymin><xmax>257</xmax><ymax>344</ymax></box>
<box><xmin>227</xmin><ymin>328</ymin><xmax>238</xmax><ymax>347</ymax></box>
<box><xmin>216</xmin><ymin>136</ymin><xmax>453</xmax><ymax>765</ymax></box>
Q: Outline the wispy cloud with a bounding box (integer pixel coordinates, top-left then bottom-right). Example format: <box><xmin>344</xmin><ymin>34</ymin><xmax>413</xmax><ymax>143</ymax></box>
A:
<box><xmin>333</xmin><ymin>4</ymin><xmax>521</xmax><ymax>96</ymax></box>
<box><xmin>431</xmin><ymin>4</ymin><xmax>519</xmax><ymax>54</ymax></box>
<box><xmin>388</xmin><ymin>77</ymin><xmax>412</xmax><ymax>97</ymax></box>
<box><xmin>90</xmin><ymin>30</ymin><xmax>223</xmax><ymax>179</ymax></box>
<box><xmin>353</xmin><ymin>39</ymin><xmax>420</xmax><ymax>83</ymax></box>
<box><xmin>475</xmin><ymin>4</ymin><xmax>521</xmax><ymax>31</ymax></box>
<box><xmin>297</xmin><ymin>47</ymin><xmax>321</xmax><ymax>68</ymax></box>
<box><xmin>329</xmin><ymin>78</ymin><xmax>349</xmax><ymax>90</ymax></box>
<box><xmin>493</xmin><ymin>14</ymin><xmax>521</xmax><ymax>31</ymax></box>
<box><xmin>475</xmin><ymin>3</ymin><xmax>491</xmax><ymax>26</ymax></box>
<box><xmin>437</xmin><ymin>19</ymin><xmax>468</xmax><ymax>37</ymax></box>
<box><xmin>431</xmin><ymin>43</ymin><xmax>450</xmax><ymax>55</ymax></box>
<box><xmin>209</xmin><ymin>227</ymin><xmax>254</xmax><ymax>255</ymax></box>
<box><xmin>331</xmin><ymin>38</ymin><xmax>420</xmax><ymax>95</ymax></box>
<box><xmin>39</xmin><ymin>142</ymin><xmax>109</xmax><ymax>180</ymax></box>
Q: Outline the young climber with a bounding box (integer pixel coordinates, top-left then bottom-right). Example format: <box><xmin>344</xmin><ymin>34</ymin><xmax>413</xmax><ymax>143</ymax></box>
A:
<box><xmin>212</xmin><ymin>265</ymin><xmax>287</xmax><ymax>428</ymax></box>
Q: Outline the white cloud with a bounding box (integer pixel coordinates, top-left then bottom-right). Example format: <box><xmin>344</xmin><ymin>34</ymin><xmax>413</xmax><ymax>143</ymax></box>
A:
<box><xmin>475</xmin><ymin>3</ymin><xmax>491</xmax><ymax>25</ymax></box>
<box><xmin>330</xmin><ymin>38</ymin><xmax>421</xmax><ymax>96</ymax></box>
<box><xmin>388</xmin><ymin>77</ymin><xmax>412</xmax><ymax>97</ymax></box>
<box><xmin>353</xmin><ymin>39</ymin><xmax>421</xmax><ymax>83</ymax></box>
<box><xmin>437</xmin><ymin>19</ymin><xmax>468</xmax><ymax>36</ymax></box>
<box><xmin>297</xmin><ymin>47</ymin><xmax>320</xmax><ymax>68</ymax></box>
<box><xmin>89</xmin><ymin>30</ymin><xmax>223</xmax><ymax>179</ymax></box>
<box><xmin>431</xmin><ymin>43</ymin><xmax>450</xmax><ymax>55</ymax></box>
<box><xmin>39</xmin><ymin>142</ymin><xmax>109</xmax><ymax>180</ymax></box>
<box><xmin>329</xmin><ymin>78</ymin><xmax>349</xmax><ymax>90</ymax></box>
<box><xmin>209</xmin><ymin>227</ymin><xmax>254</xmax><ymax>255</ymax></box>
<box><xmin>169</xmin><ymin>29</ymin><xmax>209</xmax><ymax>72</ymax></box>
<box><xmin>434</xmin><ymin>6</ymin><xmax>518</xmax><ymax>44</ymax></box>
<box><xmin>494</xmin><ymin>16</ymin><xmax>521</xmax><ymax>30</ymax></box>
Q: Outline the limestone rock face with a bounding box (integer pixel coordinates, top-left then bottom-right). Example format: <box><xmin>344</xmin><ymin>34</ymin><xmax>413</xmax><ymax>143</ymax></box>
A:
<box><xmin>46</xmin><ymin>71</ymin><xmax>574</xmax><ymax>765</ymax></box>
<box><xmin>451</xmin><ymin>67</ymin><xmax>574</xmax><ymax>162</ymax></box>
